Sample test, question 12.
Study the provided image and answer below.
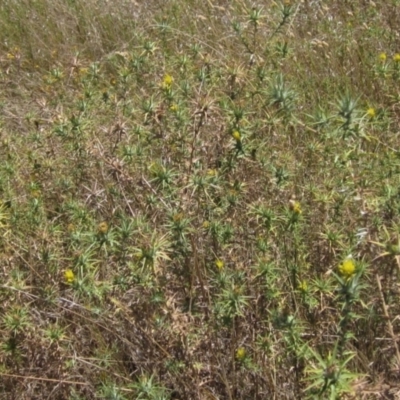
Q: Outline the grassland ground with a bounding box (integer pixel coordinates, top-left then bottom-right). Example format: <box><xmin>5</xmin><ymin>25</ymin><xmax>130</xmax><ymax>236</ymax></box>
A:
<box><xmin>1</xmin><ymin>0</ymin><xmax>400</xmax><ymax>399</ymax></box>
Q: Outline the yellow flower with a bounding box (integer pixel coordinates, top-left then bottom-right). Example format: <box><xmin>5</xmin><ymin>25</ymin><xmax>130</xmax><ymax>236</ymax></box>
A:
<box><xmin>202</xmin><ymin>221</ymin><xmax>210</xmax><ymax>229</ymax></box>
<box><xmin>379</xmin><ymin>52</ymin><xmax>387</xmax><ymax>62</ymax></box>
<box><xmin>298</xmin><ymin>280</ymin><xmax>308</xmax><ymax>292</ymax></box>
<box><xmin>98</xmin><ymin>221</ymin><xmax>109</xmax><ymax>234</ymax></box>
<box><xmin>338</xmin><ymin>258</ymin><xmax>356</xmax><ymax>279</ymax></box>
<box><xmin>393</xmin><ymin>53</ymin><xmax>400</xmax><ymax>63</ymax></box>
<box><xmin>366</xmin><ymin>107</ymin><xmax>376</xmax><ymax>118</ymax></box>
<box><xmin>64</xmin><ymin>269</ymin><xmax>75</xmax><ymax>284</ymax></box>
<box><xmin>162</xmin><ymin>74</ymin><xmax>173</xmax><ymax>89</ymax></box>
<box><xmin>169</xmin><ymin>103</ymin><xmax>178</xmax><ymax>112</ymax></box>
<box><xmin>289</xmin><ymin>200</ymin><xmax>302</xmax><ymax>214</ymax></box>
<box><xmin>232</xmin><ymin>130</ymin><xmax>241</xmax><ymax>141</ymax></box>
<box><xmin>236</xmin><ymin>347</ymin><xmax>246</xmax><ymax>361</ymax></box>
<box><xmin>215</xmin><ymin>259</ymin><xmax>225</xmax><ymax>270</ymax></box>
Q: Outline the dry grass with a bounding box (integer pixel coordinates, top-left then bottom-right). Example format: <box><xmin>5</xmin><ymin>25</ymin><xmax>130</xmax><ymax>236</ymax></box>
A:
<box><xmin>1</xmin><ymin>0</ymin><xmax>400</xmax><ymax>399</ymax></box>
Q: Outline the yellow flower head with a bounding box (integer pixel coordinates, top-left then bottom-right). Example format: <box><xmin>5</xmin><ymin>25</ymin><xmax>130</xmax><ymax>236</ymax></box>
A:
<box><xmin>289</xmin><ymin>200</ymin><xmax>302</xmax><ymax>214</ymax></box>
<box><xmin>298</xmin><ymin>280</ymin><xmax>308</xmax><ymax>292</ymax></box>
<box><xmin>162</xmin><ymin>74</ymin><xmax>173</xmax><ymax>89</ymax></box>
<box><xmin>169</xmin><ymin>103</ymin><xmax>178</xmax><ymax>112</ymax></box>
<box><xmin>64</xmin><ymin>269</ymin><xmax>75</xmax><ymax>284</ymax></box>
<box><xmin>236</xmin><ymin>347</ymin><xmax>246</xmax><ymax>361</ymax></box>
<box><xmin>366</xmin><ymin>107</ymin><xmax>376</xmax><ymax>118</ymax></box>
<box><xmin>232</xmin><ymin>130</ymin><xmax>241</xmax><ymax>141</ymax></box>
<box><xmin>98</xmin><ymin>221</ymin><xmax>109</xmax><ymax>234</ymax></box>
<box><xmin>379</xmin><ymin>52</ymin><xmax>387</xmax><ymax>62</ymax></box>
<box><xmin>215</xmin><ymin>259</ymin><xmax>225</xmax><ymax>270</ymax></box>
<box><xmin>338</xmin><ymin>258</ymin><xmax>356</xmax><ymax>279</ymax></box>
<box><xmin>202</xmin><ymin>220</ymin><xmax>210</xmax><ymax>229</ymax></box>
<box><xmin>393</xmin><ymin>53</ymin><xmax>400</xmax><ymax>63</ymax></box>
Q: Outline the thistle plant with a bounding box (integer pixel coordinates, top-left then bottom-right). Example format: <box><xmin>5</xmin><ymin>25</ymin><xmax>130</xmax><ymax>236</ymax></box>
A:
<box><xmin>304</xmin><ymin>341</ymin><xmax>360</xmax><ymax>399</ymax></box>
<box><xmin>129</xmin><ymin>374</ymin><xmax>170</xmax><ymax>400</ymax></box>
<box><xmin>215</xmin><ymin>281</ymin><xmax>250</xmax><ymax>325</ymax></box>
<box><xmin>3</xmin><ymin>306</ymin><xmax>31</xmax><ymax>335</ymax></box>
<box><xmin>268</xmin><ymin>73</ymin><xmax>296</xmax><ymax>119</ymax></box>
<box><xmin>44</xmin><ymin>323</ymin><xmax>66</xmax><ymax>345</ymax></box>
<box><xmin>166</xmin><ymin>210</ymin><xmax>191</xmax><ymax>252</ymax></box>
<box><xmin>132</xmin><ymin>232</ymin><xmax>171</xmax><ymax>275</ymax></box>
<box><xmin>149</xmin><ymin>162</ymin><xmax>177</xmax><ymax>192</ymax></box>
<box><xmin>249</xmin><ymin>204</ymin><xmax>277</xmax><ymax>233</ymax></box>
<box><xmin>334</xmin><ymin>256</ymin><xmax>366</xmax><ymax>357</ymax></box>
<box><xmin>336</xmin><ymin>92</ymin><xmax>360</xmax><ymax>137</ymax></box>
<box><xmin>97</xmin><ymin>384</ymin><xmax>127</xmax><ymax>400</ymax></box>
<box><xmin>271</xmin><ymin>0</ymin><xmax>295</xmax><ymax>38</ymax></box>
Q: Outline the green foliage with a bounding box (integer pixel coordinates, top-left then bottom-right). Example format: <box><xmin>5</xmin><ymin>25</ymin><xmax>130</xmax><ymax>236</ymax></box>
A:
<box><xmin>304</xmin><ymin>342</ymin><xmax>361</xmax><ymax>399</ymax></box>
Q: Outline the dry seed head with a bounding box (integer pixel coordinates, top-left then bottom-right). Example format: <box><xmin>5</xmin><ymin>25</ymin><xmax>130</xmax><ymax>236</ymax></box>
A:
<box><xmin>98</xmin><ymin>221</ymin><xmax>109</xmax><ymax>234</ymax></box>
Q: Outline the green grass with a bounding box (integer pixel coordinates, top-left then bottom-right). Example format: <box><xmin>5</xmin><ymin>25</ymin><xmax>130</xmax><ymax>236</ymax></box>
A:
<box><xmin>1</xmin><ymin>0</ymin><xmax>400</xmax><ymax>398</ymax></box>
